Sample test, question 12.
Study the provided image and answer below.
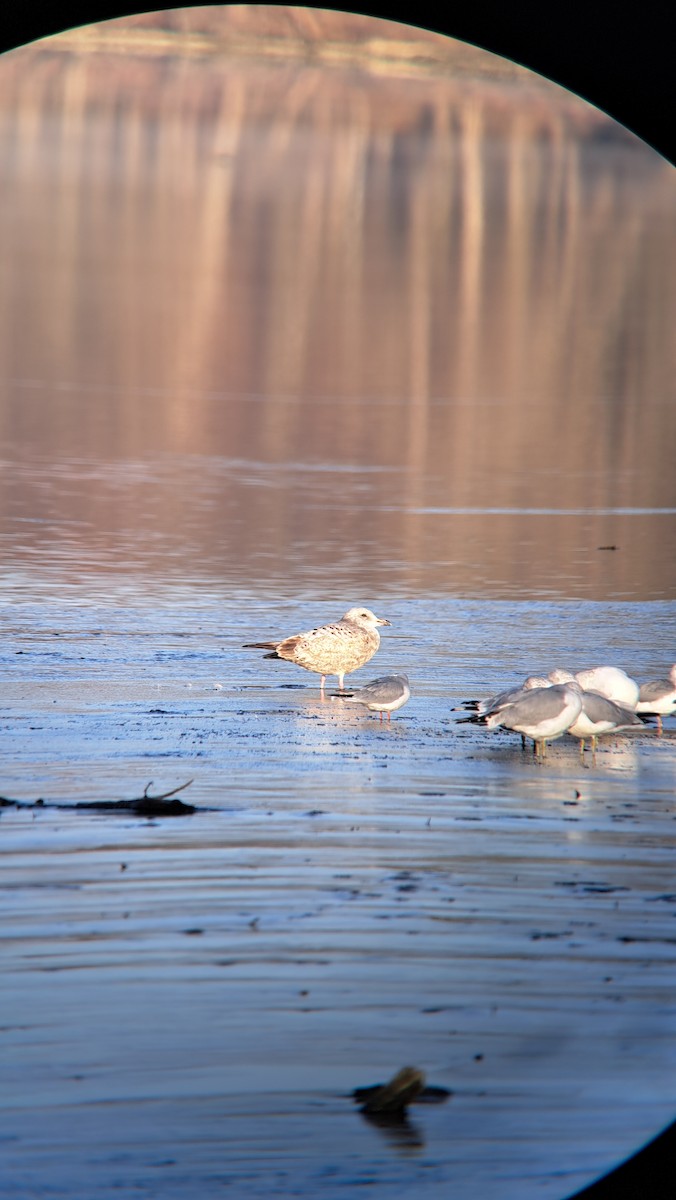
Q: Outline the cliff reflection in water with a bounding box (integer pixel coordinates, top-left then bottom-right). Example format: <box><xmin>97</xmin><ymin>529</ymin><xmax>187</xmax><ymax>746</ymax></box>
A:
<box><xmin>0</xmin><ymin>20</ymin><xmax>674</xmax><ymax>599</ymax></box>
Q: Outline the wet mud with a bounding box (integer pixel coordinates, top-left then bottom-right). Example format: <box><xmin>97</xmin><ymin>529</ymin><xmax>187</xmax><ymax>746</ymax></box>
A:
<box><xmin>2</xmin><ymin>596</ymin><xmax>676</xmax><ymax>1199</ymax></box>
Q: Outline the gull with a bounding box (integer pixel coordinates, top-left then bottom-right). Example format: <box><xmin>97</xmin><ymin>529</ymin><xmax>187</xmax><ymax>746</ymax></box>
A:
<box><xmin>331</xmin><ymin>674</ymin><xmax>411</xmax><ymax>721</ymax></box>
<box><xmin>549</xmin><ymin>666</ymin><xmax>639</xmax><ymax>710</ymax></box>
<box><xmin>547</xmin><ymin>668</ymin><xmax>577</xmax><ymax>684</ymax></box>
<box><xmin>459</xmin><ymin>675</ymin><xmax>552</xmax><ymax>716</ymax></box>
<box><xmin>566</xmin><ymin>691</ymin><xmax>645</xmax><ymax>757</ymax></box>
<box><xmin>460</xmin><ymin>680</ymin><xmax>583</xmax><ymax>759</ymax></box>
<box><xmin>243</xmin><ymin>606</ymin><xmax>391</xmax><ymax>692</ymax></box>
<box><xmin>636</xmin><ymin>664</ymin><xmax>676</xmax><ymax>734</ymax></box>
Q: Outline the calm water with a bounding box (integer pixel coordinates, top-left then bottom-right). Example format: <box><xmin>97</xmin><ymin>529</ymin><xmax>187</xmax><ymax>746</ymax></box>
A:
<box><xmin>1</xmin><ymin>13</ymin><xmax>675</xmax><ymax>1200</ymax></box>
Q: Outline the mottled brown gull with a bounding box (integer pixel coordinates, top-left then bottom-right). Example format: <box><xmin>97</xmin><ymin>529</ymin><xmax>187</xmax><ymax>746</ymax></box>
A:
<box><xmin>636</xmin><ymin>664</ymin><xmax>676</xmax><ymax>733</ymax></box>
<box><xmin>243</xmin><ymin>606</ymin><xmax>391</xmax><ymax>691</ymax></box>
<box><xmin>331</xmin><ymin>674</ymin><xmax>410</xmax><ymax>721</ymax></box>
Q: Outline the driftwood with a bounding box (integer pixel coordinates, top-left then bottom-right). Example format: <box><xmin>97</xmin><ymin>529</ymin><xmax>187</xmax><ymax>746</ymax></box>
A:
<box><xmin>0</xmin><ymin>779</ymin><xmax>200</xmax><ymax>817</ymax></box>
<box><xmin>353</xmin><ymin>1066</ymin><xmax>451</xmax><ymax>1117</ymax></box>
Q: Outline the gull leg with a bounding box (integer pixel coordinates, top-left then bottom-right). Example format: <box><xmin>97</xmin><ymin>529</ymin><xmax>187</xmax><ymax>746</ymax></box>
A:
<box><xmin>657</xmin><ymin>715</ymin><xmax>663</xmax><ymax>735</ymax></box>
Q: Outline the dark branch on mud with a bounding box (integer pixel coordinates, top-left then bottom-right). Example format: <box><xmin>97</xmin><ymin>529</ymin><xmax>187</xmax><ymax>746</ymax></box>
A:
<box><xmin>0</xmin><ymin>779</ymin><xmax>203</xmax><ymax>817</ymax></box>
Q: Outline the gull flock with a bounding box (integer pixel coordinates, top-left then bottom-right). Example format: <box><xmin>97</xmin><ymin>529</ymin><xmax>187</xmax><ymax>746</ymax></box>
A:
<box><xmin>243</xmin><ymin>606</ymin><xmax>676</xmax><ymax>758</ymax></box>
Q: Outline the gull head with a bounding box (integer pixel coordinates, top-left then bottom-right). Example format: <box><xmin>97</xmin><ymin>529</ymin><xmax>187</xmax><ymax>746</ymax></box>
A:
<box><xmin>341</xmin><ymin>607</ymin><xmax>391</xmax><ymax>629</ymax></box>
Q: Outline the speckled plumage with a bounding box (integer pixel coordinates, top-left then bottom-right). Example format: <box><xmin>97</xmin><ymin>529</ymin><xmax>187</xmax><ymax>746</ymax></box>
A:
<box><xmin>243</xmin><ymin>606</ymin><xmax>391</xmax><ymax>690</ymax></box>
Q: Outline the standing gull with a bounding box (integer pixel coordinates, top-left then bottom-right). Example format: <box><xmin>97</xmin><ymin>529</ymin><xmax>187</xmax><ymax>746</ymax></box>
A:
<box><xmin>331</xmin><ymin>674</ymin><xmax>411</xmax><ymax>721</ymax></box>
<box><xmin>243</xmin><ymin>606</ymin><xmax>391</xmax><ymax>692</ymax></box>
<box><xmin>457</xmin><ymin>676</ymin><xmax>552</xmax><ymax>748</ymax></box>
<box><xmin>636</xmin><ymin>664</ymin><xmax>676</xmax><ymax>734</ymax></box>
<box><xmin>460</xmin><ymin>681</ymin><xmax>583</xmax><ymax>759</ymax></box>
<box><xmin>566</xmin><ymin>691</ymin><xmax>645</xmax><ymax>757</ymax></box>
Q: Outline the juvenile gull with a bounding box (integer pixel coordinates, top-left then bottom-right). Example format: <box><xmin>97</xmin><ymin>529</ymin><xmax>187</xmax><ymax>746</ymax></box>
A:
<box><xmin>566</xmin><ymin>691</ymin><xmax>645</xmax><ymax>756</ymax></box>
<box><xmin>460</xmin><ymin>681</ymin><xmax>583</xmax><ymax>759</ymax></box>
<box><xmin>636</xmin><ymin>664</ymin><xmax>676</xmax><ymax>734</ymax></box>
<box><xmin>243</xmin><ymin>606</ymin><xmax>391</xmax><ymax>692</ymax></box>
<box><xmin>331</xmin><ymin>674</ymin><xmax>411</xmax><ymax>721</ymax></box>
<box><xmin>546</xmin><ymin>668</ymin><xmax>576</xmax><ymax>685</ymax></box>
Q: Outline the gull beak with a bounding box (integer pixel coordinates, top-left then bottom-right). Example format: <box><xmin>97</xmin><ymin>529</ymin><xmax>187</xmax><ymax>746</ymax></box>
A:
<box><xmin>377</xmin><ymin>618</ymin><xmax>392</xmax><ymax>626</ymax></box>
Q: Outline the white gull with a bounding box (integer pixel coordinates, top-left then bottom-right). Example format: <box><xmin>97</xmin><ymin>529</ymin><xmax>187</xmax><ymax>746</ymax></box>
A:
<box><xmin>461</xmin><ymin>680</ymin><xmax>583</xmax><ymax>759</ymax></box>
<box><xmin>566</xmin><ymin>691</ymin><xmax>645</xmax><ymax>756</ymax></box>
<box><xmin>331</xmin><ymin>674</ymin><xmax>411</xmax><ymax>721</ymax></box>
<box><xmin>636</xmin><ymin>664</ymin><xmax>676</xmax><ymax>734</ymax></box>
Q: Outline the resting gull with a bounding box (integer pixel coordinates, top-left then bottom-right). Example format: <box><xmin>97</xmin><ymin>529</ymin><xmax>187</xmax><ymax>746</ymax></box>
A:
<box><xmin>636</xmin><ymin>664</ymin><xmax>676</xmax><ymax>734</ymax></box>
<box><xmin>460</xmin><ymin>680</ymin><xmax>583</xmax><ymax>759</ymax></box>
<box><xmin>460</xmin><ymin>675</ymin><xmax>552</xmax><ymax>717</ymax></box>
<box><xmin>551</xmin><ymin>666</ymin><xmax>640</xmax><ymax>710</ymax></box>
<box><xmin>566</xmin><ymin>691</ymin><xmax>645</xmax><ymax>756</ymax></box>
<box><xmin>331</xmin><ymin>674</ymin><xmax>411</xmax><ymax>721</ymax></box>
<box><xmin>243</xmin><ymin>606</ymin><xmax>391</xmax><ymax>692</ymax></box>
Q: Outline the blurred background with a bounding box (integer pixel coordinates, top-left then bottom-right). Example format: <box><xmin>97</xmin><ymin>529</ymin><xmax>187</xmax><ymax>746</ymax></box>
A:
<box><xmin>0</xmin><ymin>6</ymin><xmax>674</xmax><ymax>605</ymax></box>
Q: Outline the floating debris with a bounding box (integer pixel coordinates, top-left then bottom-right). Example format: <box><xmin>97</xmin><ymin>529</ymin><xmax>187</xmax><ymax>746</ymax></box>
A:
<box><xmin>353</xmin><ymin>1066</ymin><xmax>451</xmax><ymax>1116</ymax></box>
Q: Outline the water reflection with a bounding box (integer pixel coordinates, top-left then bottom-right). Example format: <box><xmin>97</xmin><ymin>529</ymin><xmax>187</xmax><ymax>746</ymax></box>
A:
<box><xmin>0</xmin><ymin>16</ymin><xmax>674</xmax><ymax>601</ymax></box>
